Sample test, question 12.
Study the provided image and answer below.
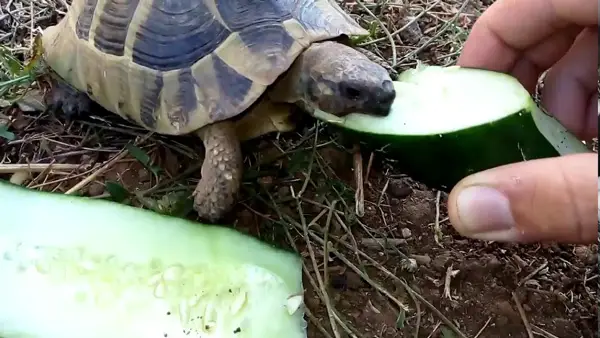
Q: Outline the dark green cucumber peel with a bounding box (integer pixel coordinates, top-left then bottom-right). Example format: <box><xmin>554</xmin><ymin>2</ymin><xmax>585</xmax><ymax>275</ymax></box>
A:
<box><xmin>329</xmin><ymin>109</ymin><xmax>559</xmax><ymax>190</ymax></box>
<box><xmin>313</xmin><ymin>65</ymin><xmax>590</xmax><ymax>191</ymax></box>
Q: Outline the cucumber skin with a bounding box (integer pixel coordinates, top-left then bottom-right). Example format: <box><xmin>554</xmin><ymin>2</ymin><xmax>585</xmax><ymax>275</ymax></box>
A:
<box><xmin>334</xmin><ymin>109</ymin><xmax>559</xmax><ymax>191</ymax></box>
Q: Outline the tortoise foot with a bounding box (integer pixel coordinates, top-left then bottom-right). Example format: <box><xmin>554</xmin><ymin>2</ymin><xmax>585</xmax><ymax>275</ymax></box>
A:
<box><xmin>45</xmin><ymin>78</ymin><xmax>92</xmax><ymax>120</ymax></box>
<box><xmin>193</xmin><ymin>120</ymin><xmax>243</xmax><ymax>223</ymax></box>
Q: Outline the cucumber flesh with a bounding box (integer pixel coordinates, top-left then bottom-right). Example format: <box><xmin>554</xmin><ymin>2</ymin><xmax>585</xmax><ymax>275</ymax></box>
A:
<box><xmin>0</xmin><ymin>181</ymin><xmax>306</xmax><ymax>338</ymax></box>
<box><xmin>313</xmin><ymin>64</ymin><xmax>591</xmax><ymax>189</ymax></box>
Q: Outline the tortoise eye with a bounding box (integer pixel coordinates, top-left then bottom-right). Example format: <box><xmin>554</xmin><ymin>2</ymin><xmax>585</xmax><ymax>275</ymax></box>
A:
<box><xmin>341</xmin><ymin>83</ymin><xmax>362</xmax><ymax>100</ymax></box>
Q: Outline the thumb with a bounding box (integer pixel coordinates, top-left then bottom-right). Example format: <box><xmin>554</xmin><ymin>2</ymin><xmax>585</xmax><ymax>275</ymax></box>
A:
<box><xmin>447</xmin><ymin>153</ymin><xmax>598</xmax><ymax>244</ymax></box>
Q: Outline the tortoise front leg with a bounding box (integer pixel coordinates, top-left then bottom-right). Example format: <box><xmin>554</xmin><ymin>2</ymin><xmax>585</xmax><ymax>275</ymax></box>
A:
<box><xmin>45</xmin><ymin>76</ymin><xmax>94</xmax><ymax>119</ymax></box>
<box><xmin>193</xmin><ymin>120</ymin><xmax>243</xmax><ymax>223</ymax></box>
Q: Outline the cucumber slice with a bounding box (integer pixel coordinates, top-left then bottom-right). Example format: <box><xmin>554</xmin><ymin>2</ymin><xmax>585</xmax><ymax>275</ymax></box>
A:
<box><xmin>314</xmin><ymin>64</ymin><xmax>591</xmax><ymax>190</ymax></box>
<box><xmin>0</xmin><ymin>181</ymin><xmax>306</xmax><ymax>338</ymax></box>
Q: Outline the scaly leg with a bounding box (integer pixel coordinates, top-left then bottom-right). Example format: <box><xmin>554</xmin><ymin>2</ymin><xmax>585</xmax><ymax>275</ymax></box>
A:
<box><xmin>44</xmin><ymin>76</ymin><xmax>93</xmax><ymax>119</ymax></box>
<box><xmin>193</xmin><ymin>120</ymin><xmax>243</xmax><ymax>223</ymax></box>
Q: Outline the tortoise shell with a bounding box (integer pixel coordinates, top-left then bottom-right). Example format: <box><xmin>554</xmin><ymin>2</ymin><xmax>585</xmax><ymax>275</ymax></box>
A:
<box><xmin>41</xmin><ymin>0</ymin><xmax>369</xmax><ymax>135</ymax></box>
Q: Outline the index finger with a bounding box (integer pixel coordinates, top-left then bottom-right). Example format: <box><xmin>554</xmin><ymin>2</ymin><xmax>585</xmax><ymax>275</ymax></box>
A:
<box><xmin>457</xmin><ymin>0</ymin><xmax>598</xmax><ymax>89</ymax></box>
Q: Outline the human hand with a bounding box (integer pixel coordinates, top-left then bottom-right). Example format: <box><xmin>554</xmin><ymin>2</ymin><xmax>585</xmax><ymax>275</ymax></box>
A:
<box><xmin>447</xmin><ymin>0</ymin><xmax>598</xmax><ymax>244</ymax></box>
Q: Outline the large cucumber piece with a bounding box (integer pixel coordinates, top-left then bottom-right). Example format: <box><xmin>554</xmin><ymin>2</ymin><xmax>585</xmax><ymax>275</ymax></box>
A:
<box><xmin>314</xmin><ymin>64</ymin><xmax>591</xmax><ymax>190</ymax></box>
<box><xmin>0</xmin><ymin>180</ymin><xmax>306</xmax><ymax>338</ymax></box>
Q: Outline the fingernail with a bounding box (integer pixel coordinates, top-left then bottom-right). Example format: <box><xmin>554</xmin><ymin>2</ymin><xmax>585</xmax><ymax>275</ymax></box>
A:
<box><xmin>456</xmin><ymin>186</ymin><xmax>518</xmax><ymax>241</ymax></box>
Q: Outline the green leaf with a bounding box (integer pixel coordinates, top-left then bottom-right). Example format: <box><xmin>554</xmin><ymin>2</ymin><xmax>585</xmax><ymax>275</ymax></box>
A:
<box><xmin>125</xmin><ymin>143</ymin><xmax>162</xmax><ymax>176</ymax></box>
<box><xmin>156</xmin><ymin>191</ymin><xmax>194</xmax><ymax>217</ymax></box>
<box><xmin>395</xmin><ymin>309</ymin><xmax>406</xmax><ymax>329</ymax></box>
<box><xmin>0</xmin><ymin>125</ymin><xmax>15</xmax><ymax>141</ymax></box>
<box><xmin>287</xmin><ymin>151</ymin><xmax>310</xmax><ymax>176</ymax></box>
<box><xmin>163</xmin><ymin>192</ymin><xmax>194</xmax><ymax>218</ymax></box>
<box><xmin>125</xmin><ymin>143</ymin><xmax>152</xmax><ymax>165</ymax></box>
<box><xmin>135</xmin><ymin>191</ymin><xmax>194</xmax><ymax>218</ymax></box>
<box><xmin>104</xmin><ymin>181</ymin><xmax>129</xmax><ymax>203</ymax></box>
<box><xmin>441</xmin><ymin>326</ymin><xmax>457</xmax><ymax>338</ymax></box>
<box><xmin>0</xmin><ymin>46</ymin><xmax>25</xmax><ymax>76</ymax></box>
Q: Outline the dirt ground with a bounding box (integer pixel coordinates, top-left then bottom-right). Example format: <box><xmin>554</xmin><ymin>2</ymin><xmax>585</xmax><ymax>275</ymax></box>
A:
<box><xmin>0</xmin><ymin>0</ymin><xmax>598</xmax><ymax>337</ymax></box>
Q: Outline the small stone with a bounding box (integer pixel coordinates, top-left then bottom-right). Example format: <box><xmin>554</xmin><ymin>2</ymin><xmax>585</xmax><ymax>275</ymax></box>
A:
<box><xmin>81</xmin><ymin>154</ymin><xmax>93</xmax><ymax>164</ymax></box>
<box><xmin>529</xmin><ymin>292</ymin><xmax>543</xmax><ymax>304</ymax></box>
<box><xmin>330</xmin><ymin>274</ymin><xmax>347</xmax><ymax>290</ymax></box>
<box><xmin>305</xmin><ymin>296</ymin><xmax>320</xmax><ymax>309</ymax></box>
<box><xmin>277</xmin><ymin>186</ymin><xmax>290</xmax><ymax>198</ymax></box>
<box><xmin>513</xmin><ymin>254</ymin><xmax>528</xmax><ymax>269</ymax></box>
<box><xmin>431</xmin><ymin>252</ymin><xmax>452</xmax><ymax>272</ymax></box>
<box><xmin>400</xmin><ymin>258</ymin><xmax>418</xmax><ymax>272</ymax></box>
<box><xmin>360</xmin><ymin>238</ymin><xmax>406</xmax><ymax>249</ymax></box>
<box><xmin>345</xmin><ymin>271</ymin><xmax>365</xmax><ymax>290</ymax></box>
<box><xmin>88</xmin><ymin>182</ymin><xmax>105</xmax><ymax>196</ymax></box>
<box><xmin>401</xmin><ymin>228</ymin><xmax>412</xmax><ymax>238</ymax></box>
<box><xmin>483</xmin><ymin>254</ymin><xmax>502</xmax><ymax>270</ymax></box>
<box><xmin>388</xmin><ymin>180</ymin><xmax>412</xmax><ymax>199</ymax></box>
<box><xmin>331</xmin><ymin>270</ymin><xmax>365</xmax><ymax>290</ymax></box>
<box><xmin>560</xmin><ymin>276</ymin><xmax>573</xmax><ymax>285</ymax></box>
<box><xmin>411</xmin><ymin>254</ymin><xmax>431</xmax><ymax>266</ymax></box>
<box><xmin>339</xmin><ymin>299</ymin><xmax>352</xmax><ymax>309</ymax></box>
<box><xmin>496</xmin><ymin>316</ymin><xmax>509</xmax><ymax>326</ymax></box>
<box><xmin>573</xmin><ymin>245</ymin><xmax>597</xmax><ymax>265</ymax></box>
<box><xmin>495</xmin><ymin>300</ymin><xmax>518</xmax><ymax>318</ymax></box>
<box><xmin>557</xmin><ymin>293</ymin><xmax>568</xmax><ymax>302</ymax></box>
<box><xmin>258</xmin><ymin>176</ymin><xmax>273</xmax><ymax>187</ymax></box>
<box><xmin>138</xmin><ymin>168</ymin><xmax>150</xmax><ymax>182</ymax></box>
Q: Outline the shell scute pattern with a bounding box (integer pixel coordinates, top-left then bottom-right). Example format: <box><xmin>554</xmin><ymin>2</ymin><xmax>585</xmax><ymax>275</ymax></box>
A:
<box><xmin>171</xmin><ymin>68</ymin><xmax>198</xmax><ymax>128</ymax></box>
<box><xmin>139</xmin><ymin>72</ymin><xmax>163</xmax><ymax>129</ymax></box>
<box><xmin>279</xmin><ymin>0</ymin><xmax>362</xmax><ymax>39</ymax></box>
<box><xmin>75</xmin><ymin>0</ymin><xmax>98</xmax><ymax>40</ymax></box>
<box><xmin>215</xmin><ymin>0</ymin><xmax>293</xmax><ymax>30</ymax></box>
<box><xmin>211</xmin><ymin>56</ymin><xmax>254</xmax><ymax>113</ymax></box>
<box><xmin>93</xmin><ymin>0</ymin><xmax>140</xmax><ymax>56</ymax></box>
<box><xmin>43</xmin><ymin>0</ymin><xmax>369</xmax><ymax>135</ymax></box>
<box><xmin>131</xmin><ymin>0</ymin><xmax>229</xmax><ymax>71</ymax></box>
<box><xmin>292</xmin><ymin>0</ymin><xmax>337</xmax><ymax>35</ymax></box>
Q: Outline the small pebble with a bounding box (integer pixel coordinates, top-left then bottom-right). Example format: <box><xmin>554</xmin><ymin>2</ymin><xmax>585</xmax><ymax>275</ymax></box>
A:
<box><xmin>388</xmin><ymin>180</ymin><xmax>412</xmax><ymax>199</ymax></box>
<box><xmin>401</xmin><ymin>228</ymin><xmax>412</xmax><ymax>238</ymax></box>
<box><xmin>400</xmin><ymin>258</ymin><xmax>418</xmax><ymax>272</ymax></box>
<box><xmin>495</xmin><ymin>300</ymin><xmax>518</xmax><ymax>318</ymax></box>
<box><xmin>88</xmin><ymin>182</ymin><xmax>105</xmax><ymax>196</ymax></box>
<box><xmin>431</xmin><ymin>252</ymin><xmax>452</xmax><ymax>272</ymax></box>
<box><xmin>138</xmin><ymin>168</ymin><xmax>150</xmax><ymax>182</ymax></box>
<box><xmin>573</xmin><ymin>245</ymin><xmax>597</xmax><ymax>265</ymax></box>
<box><xmin>411</xmin><ymin>254</ymin><xmax>431</xmax><ymax>266</ymax></box>
<box><xmin>345</xmin><ymin>271</ymin><xmax>365</xmax><ymax>290</ymax></box>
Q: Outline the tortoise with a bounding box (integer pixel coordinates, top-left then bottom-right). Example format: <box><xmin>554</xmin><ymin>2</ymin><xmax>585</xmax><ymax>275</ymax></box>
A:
<box><xmin>40</xmin><ymin>0</ymin><xmax>396</xmax><ymax>223</ymax></box>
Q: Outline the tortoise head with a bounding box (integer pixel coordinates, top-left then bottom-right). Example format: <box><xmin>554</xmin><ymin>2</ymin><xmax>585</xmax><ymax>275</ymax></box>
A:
<box><xmin>295</xmin><ymin>41</ymin><xmax>395</xmax><ymax>117</ymax></box>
